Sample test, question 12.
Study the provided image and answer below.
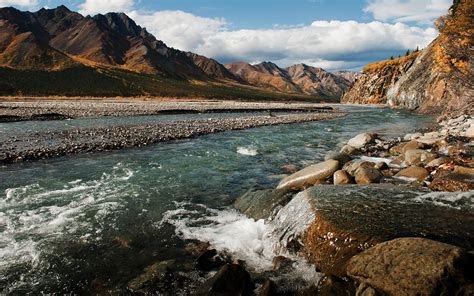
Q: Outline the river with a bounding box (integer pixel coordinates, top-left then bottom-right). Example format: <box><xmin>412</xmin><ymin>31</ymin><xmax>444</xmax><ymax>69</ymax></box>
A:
<box><xmin>0</xmin><ymin>105</ymin><xmax>434</xmax><ymax>293</ymax></box>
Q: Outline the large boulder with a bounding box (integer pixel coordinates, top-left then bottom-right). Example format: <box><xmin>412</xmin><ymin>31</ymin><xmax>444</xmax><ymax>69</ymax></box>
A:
<box><xmin>234</xmin><ymin>188</ymin><xmax>295</xmax><ymax>220</ymax></box>
<box><xmin>395</xmin><ymin>166</ymin><xmax>429</xmax><ymax>181</ymax></box>
<box><xmin>404</xmin><ymin>149</ymin><xmax>437</xmax><ymax>166</ymax></box>
<box><xmin>347</xmin><ymin>238</ymin><xmax>474</xmax><ymax>296</ymax></box>
<box><xmin>277</xmin><ymin>160</ymin><xmax>339</xmax><ymax>190</ymax></box>
<box><xmin>270</xmin><ymin>185</ymin><xmax>474</xmax><ymax>277</ymax></box>
<box><xmin>347</xmin><ymin>133</ymin><xmax>377</xmax><ymax>149</ymax></box>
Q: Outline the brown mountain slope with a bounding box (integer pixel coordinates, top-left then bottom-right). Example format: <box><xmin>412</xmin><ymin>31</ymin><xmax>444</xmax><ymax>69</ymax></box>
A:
<box><xmin>225</xmin><ymin>61</ymin><xmax>300</xmax><ymax>93</ymax></box>
<box><xmin>0</xmin><ymin>7</ymin><xmax>74</xmax><ymax>70</ymax></box>
<box><xmin>342</xmin><ymin>0</ymin><xmax>473</xmax><ymax>118</ymax></box>
<box><xmin>287</xmin><ymin>64</ymin><xmax>352</xmax><ymax>97</ymax></box>
<box><xmin>186</xmin><ymin>52</ymin><xmax>240</xmax><ymax>81</ymax></box>
<box><xmin>0</xmin><ymin>6</ymin><xmax>208</xmax><ymax>79</ymax></box>
<box><xmin>226</xmin><ymin>61</ymin><xmax>353</xmax><ymax>97</ymax></box>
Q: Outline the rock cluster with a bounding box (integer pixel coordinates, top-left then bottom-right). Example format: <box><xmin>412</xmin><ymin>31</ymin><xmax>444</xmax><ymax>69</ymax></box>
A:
<box><xmin>231</xmin><ymin>114</ymin><xmax>474</xmax><ymax>295</ymax></box>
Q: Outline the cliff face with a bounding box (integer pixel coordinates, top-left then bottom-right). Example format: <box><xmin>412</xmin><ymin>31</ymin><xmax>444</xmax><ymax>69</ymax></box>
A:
<box><xmin>342</xmin><ymin>0</ymin><xmax>473</xmax><ymax>118</ymax></box>
<box><xmin>342</xmin><ymin>54</ymin><xmax>419</xmax><ymax>105</ymax></box>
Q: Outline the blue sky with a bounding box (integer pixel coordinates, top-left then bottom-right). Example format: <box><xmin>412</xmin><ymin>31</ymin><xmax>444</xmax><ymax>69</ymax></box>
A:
<box><xmin>1</xmin><ymin>0</ymin><xmax>452</xmax><ymax>70</ymax></box>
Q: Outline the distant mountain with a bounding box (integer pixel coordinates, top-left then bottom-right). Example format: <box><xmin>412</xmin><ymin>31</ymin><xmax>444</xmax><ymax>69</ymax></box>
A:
<box><xmin>226</xmin><ymin>61</ymin><xmax>353</xmax><ymax>98</ymax></box>
<box><xmin>0</xmin><ymin>5</ymin><xmax>355</xmax><ymax>100</ymax></box>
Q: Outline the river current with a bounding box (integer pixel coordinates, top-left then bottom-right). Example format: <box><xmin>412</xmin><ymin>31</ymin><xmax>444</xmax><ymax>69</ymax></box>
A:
<box><xmin>0</xmin><ymin>106</ymin><xmax>434</xmax><ymax>293</ymax></box>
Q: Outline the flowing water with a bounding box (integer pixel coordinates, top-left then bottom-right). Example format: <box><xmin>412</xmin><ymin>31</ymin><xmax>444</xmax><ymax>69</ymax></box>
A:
<box><xmin>0</xmin><ymin>105</ymin><xmax>434</xmax><ymax>293</ymax></box>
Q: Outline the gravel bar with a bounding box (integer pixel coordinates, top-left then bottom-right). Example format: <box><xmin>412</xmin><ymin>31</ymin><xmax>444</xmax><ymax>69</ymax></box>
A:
<box><xmin>0</xmin><ymin>100</ymin><xmax>334</xmax><ymax>121</ymax></box>
<box><xmin>1</xmin><ymin>112</ymin><xmax>346</xmax><ymax>164</ymax></box>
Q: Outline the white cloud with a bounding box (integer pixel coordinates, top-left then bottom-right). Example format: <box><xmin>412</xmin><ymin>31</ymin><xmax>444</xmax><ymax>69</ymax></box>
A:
<box><xmin>364</xmin><ymin>0</ymin><xmax>451</xmax><ymax>23</ymax></box>
<box><xmin>131</xmin><ymin>10</ymin><xmax>438</xmax><ymax>70</ymax></box>
<box><xmin>128</xmin><ymin>10</ymin><xmax>226</xmax><ymax>51</ymax></box>
<box><xmin>79</xmin><ymin>0</ymin><xmax>134</xmax><ymax>15</ymax></box>
<box><xmin>0</xmin><ymin>0</ymin><xmax>38</xmax><ymax>7</ymax></box>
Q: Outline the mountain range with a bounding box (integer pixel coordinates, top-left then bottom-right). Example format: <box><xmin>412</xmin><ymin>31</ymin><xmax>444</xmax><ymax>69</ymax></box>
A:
<box><xmin>0</xmin><ymin>5</ymin><xmax>355</xmax><ymax>100</ymax></box>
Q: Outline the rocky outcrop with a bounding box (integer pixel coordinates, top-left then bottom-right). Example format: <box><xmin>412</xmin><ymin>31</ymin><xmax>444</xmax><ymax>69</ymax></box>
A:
<box><xmin>342</xmin><ymin>53</ymin><xmax>419</xmax><ymax>105</ymax></box>
<box><xmin>342</xmin><ymin>0</ymin><xmax>473</xmax><ymax>119</ymax></box>
<box><xmin>347</xmin><ymin>238</ymin><xmax>474</xmax><ymax>296</ymax></box>
<box><xmin>294</xmin><ymin>185</ymin><xmax>474</xmax><ymax>277</ymax></box>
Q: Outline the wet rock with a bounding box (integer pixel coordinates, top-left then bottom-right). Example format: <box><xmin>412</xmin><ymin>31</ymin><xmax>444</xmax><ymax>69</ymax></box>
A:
<box><xmin>317</xmin><ymin>275</ymin><xmax>356</xmax><ymax>296</ymax></box>
<box><xmin>429</xmin><ymin>173</ymin><xmax>474</xmax><ymax>192</ymax></box>
<box><xmin>234</xmin><ymin>188</ymin><xmax>295</xmax><ymax>220</ymax></box>
<box><xmin>395</xmin><ymin>166</ymin><xmax>429</xmax><ymax>181</ymax></box>
<box><xmin>325</xmin><ymin>151</ymin><xmax>352</xmax><ymax>166</ymax></box>
<box><xmin>401</xmin><ymin>140</ymin><xmax>425</xmax><ymax>154</ymax></box>
<box><xmin>347</xmin><ymin>133</ymin><xmax>377</xmax><ymax>149</ymax></box>
<box><xmin>278</xmin><ymin>185</ymin><xmax>474</xmax><ymax>277</ymax></box>
<box><xmin>195</xmin><ymin>264</ymin><xmax>253</xmax><ymax>296</ymax></box>
<box><xmin>127</xmin><ymin>259</ymin><xmax>176</xmax><ymax>292</ymax></box>
<box><xmin>333</xmin><ymin>170</ymin><xmax>352</xmax><ymax>185</ymax></box>
<box><xmin>257</xmin><ymin>279</ymin><xmax>273</xmax><ymax>296</ymax></box>
<box><xmin>426</xmin><ymin>156</ymin><xmax>452</xmax><ymax>168</ymax></box>
<box><xmin>343</xmin><ymin>161</ymin><xmax>375</xmax><ymax>176</ymax></box>
<box><xmin>403</xmin><ymin>132</ymin><xmax>422</xmax><ymax>141</ymax></box>
<box><xmin>404</xmin><ymin>149</ymin><xmax>437</xmax><ymax>166</ymax></box>
<box><xmin>354</xmin><ymin>167</ymin><xmax>381</xmax><ymax>184</ymax></box>
<box><xmin>196</xmin><ymin>249</ymin><xmax>226</xmax><ymax>271</ymax></box>
<box><xmin>277</xmin><ymin>160</ymin><xmax>339</xmax><ymax>190</ymax></box>
<box><xmin>347</xmin><ymin>238</ymin><xmax>474</xmax><ymax>296</ymax></box>
<box><xmin>340</xmin><ymin>145</ymin><xmax>357</xmax><ymax>155</ymax></box>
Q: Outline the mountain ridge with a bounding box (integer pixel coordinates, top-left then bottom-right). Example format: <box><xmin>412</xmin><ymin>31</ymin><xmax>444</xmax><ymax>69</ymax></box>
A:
<box><xmin>0</xmin><ymin>5</ymin><xmax>355</xmax><ymax>100</ymax></box>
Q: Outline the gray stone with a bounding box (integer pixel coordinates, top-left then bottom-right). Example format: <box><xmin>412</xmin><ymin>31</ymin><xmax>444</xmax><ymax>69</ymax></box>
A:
<box><xmin>234</xmin><ymin>188</ymin><xmax>294</xmax><ymax>220</ymax></box>
<box><xmin>347</xmin><ymin>133</ymin><xmax>377</xmax><ymax>149</ymax></box>
<box><xmin>340</xmin><ymin>144</ymin><xmax>357</xmax><ymax>155</ymax></box>
<box><xmin>325</xmin><ymin>151</ymin><xmax>352</xmax><ymax>165</ymax></box>
<box><xmin>277</xmin><ymin>159</ymin><xmax>339</xmax><ymax>190</ymax></box>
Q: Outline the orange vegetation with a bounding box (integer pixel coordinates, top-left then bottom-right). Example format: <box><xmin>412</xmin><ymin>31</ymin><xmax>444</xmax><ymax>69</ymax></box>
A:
<box><xmin>363</xmin><ymin>52</ymin><xmax>420</xmax><ymax>74</ymax></box>
<box><xmin>434</xmin><ymin>0</ymin><xmax>473</xmax><ymax>75</ymax></box>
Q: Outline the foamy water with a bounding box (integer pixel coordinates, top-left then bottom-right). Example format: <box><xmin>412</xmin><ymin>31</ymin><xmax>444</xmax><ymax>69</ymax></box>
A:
<box><xmin>0</xmin><ymin>163</ymin><xmax>136</xmax><ymax>290</ymax></box>
<box><xmin>161</xmin><ymin>195</ymin><xmax>321</xmax><ymax>284</ymax></box>
<box><xmin>411</xmin><ymin>191</ymin><xmax>474</xmax><ymax>210</ymax></box>
<box><xmin>237</xmin><ymin>146</ymin><xmax>259</xmax><ymax>156</ymax></box>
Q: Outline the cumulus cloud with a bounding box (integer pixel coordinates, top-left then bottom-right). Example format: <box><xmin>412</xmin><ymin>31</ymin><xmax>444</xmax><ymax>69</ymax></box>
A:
<box><xmin>0</xmin><ymin>0</ymin><xmax>38</xmax><ymax>7</ymax></box>
<box><xmin>364</xmin><ymin>0</ymin><xmax>451</xmax><ymax>23</ymax></box>
<box><xmin>128</xmin><ymin>10</ymin><xmax>226</xmax><ymax>52</ymax></box>
<box><xmin>131</xmin><ymin>11</ymin><xmax>438</xmax><ymax>70</ymax></box>
<box><xmin>79</xmin><ymin>0</ymin><xmax>134</xmax><ymax>15</ymax></box>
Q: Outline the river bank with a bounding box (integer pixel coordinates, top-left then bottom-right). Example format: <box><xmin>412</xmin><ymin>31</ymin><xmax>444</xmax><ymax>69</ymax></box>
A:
<box><xmin>0</xmin><ymin>100</ymin><xmax>334</xmax><ymax>122</ymax></box>
<box><xmin>0</xmin><ymin>112</ymin><xmax>345</xmax><ymax>164</ymax></box>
